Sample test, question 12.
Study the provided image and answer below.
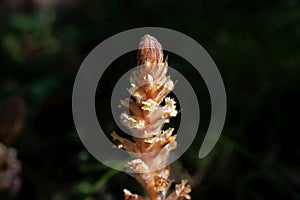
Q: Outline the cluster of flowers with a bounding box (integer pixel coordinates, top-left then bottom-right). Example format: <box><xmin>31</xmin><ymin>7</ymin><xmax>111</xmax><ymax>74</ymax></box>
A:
<box><xmin>0</xmin><ymin>142</ymin><xmax>21</xmax><ymax>196</ymax></box>
<box><xmin>112</xmin><ymin>35</ymin><xmax>191</xmax><ymax>200</ymax></box>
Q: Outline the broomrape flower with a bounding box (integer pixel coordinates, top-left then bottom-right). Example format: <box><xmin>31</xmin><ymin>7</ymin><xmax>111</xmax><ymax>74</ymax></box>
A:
<box><xmin>112</xmin><ymin>34</ymin><xmax>191</xmax><ymax>200</ymax></box>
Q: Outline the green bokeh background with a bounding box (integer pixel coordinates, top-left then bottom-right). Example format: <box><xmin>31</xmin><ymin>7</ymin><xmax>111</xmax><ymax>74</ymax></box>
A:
<box><xmin>0</xmin><ymin>0</ymin><xmax>299</xmax><ymax>199</ymax></box>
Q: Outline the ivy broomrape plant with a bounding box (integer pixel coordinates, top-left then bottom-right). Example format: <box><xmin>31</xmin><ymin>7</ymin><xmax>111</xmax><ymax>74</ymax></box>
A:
<box><xmin>111</xmin><ymin>34</ymin><xmax>191</xmax><ymax>200</ymax></box>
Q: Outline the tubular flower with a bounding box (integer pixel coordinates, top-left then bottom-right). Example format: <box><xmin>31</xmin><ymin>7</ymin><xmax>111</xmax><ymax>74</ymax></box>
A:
<box><xmin>112</xmin><ymin>34</ymin><xmax>191</xmax><ymax>200</ymax></box>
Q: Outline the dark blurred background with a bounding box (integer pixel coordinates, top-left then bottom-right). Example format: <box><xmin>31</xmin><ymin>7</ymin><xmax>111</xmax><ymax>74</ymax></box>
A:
<box><xmin>0</xmin><ymin>0</ymin><xmax>299</xmax><ymax>199</ymax></box>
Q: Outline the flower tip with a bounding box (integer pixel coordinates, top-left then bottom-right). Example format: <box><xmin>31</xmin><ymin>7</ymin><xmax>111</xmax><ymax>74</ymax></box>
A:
<box><xmin>138</xmin><ymin>34</ymin><xmax>163</xmax><ymax>64</ymax></box>
<box><xmin>139</xmin><ymin>34</ymin><xmax>162</xmax><ymax>50</ymax></box>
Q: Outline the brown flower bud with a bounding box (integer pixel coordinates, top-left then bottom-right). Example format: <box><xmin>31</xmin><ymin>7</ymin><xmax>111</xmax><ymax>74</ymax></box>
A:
<box><xmin>138</xmin><ymin>34</ymin><xmax>163</xmax><ymax>65</ymax></box>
